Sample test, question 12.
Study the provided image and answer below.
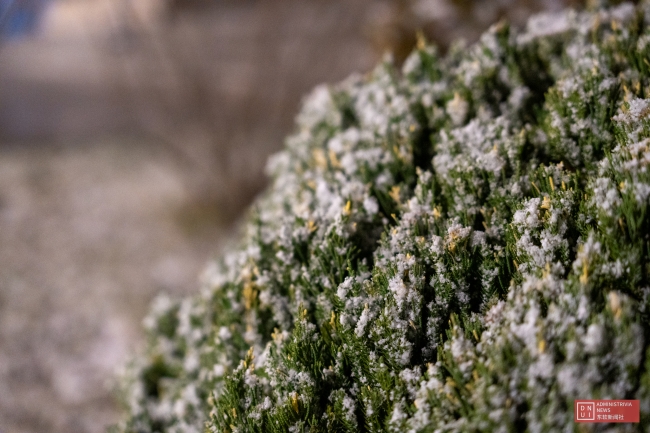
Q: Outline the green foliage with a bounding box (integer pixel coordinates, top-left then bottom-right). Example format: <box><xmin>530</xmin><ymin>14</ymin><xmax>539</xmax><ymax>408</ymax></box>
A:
<box><xmin>118</xmin><ymin>2</ymin><xmax>650</xmax><ymax>432</ymax></box>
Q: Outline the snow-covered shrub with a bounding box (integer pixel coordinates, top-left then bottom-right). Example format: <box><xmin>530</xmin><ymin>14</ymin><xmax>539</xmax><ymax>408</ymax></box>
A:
<box><xmin>118</xmin><ymin>2</ymin><xmax>650</xmax><ymax>431</ymax></box>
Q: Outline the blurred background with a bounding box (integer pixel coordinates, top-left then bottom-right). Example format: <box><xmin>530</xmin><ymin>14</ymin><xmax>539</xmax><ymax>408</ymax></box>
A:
<box><xmin>0</xmin><ymin>0</ymin><xmax>579</xmax><ymax>431</ymax></box>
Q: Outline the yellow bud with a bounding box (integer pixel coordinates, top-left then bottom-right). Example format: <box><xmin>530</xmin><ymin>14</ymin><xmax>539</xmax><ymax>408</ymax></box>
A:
<box><xmin>242</xmin><ymin>282</ymin><xmax>257</xmax><ymax>310</ymax></box>
<box><xmin>531</xmin><ymin>181</ymin><xmax>540</xmax><ymax>194</ymax></box>
<box><xmin>291</xmin><ymin>393</ymin><xmax>300</xmax><ymax>413</ymax></box>
<box><xmin>579</xmin><ymin>263</ymin><xmax>589</xmax><ymax>285</ymax></box>
<box><xmin>416</xmin><ymin>30</ymin><xmax>426</xmax><ymax>50</ymax></box>
<box><xmin>389</xmin><ymin>185</ymin><xmax>401</xmax><ymax>204</ymax></box>
<box><xmin>540</xmin><ymin>196</ymin><xmax>551</xmax><ymax>210</ymax></box>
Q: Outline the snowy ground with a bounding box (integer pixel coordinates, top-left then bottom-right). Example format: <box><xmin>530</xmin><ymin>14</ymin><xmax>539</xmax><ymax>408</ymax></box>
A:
<box><xmin>0</xmin><ymin>139</ymin><xmax>230</xmax><ymax>432</ymax></box>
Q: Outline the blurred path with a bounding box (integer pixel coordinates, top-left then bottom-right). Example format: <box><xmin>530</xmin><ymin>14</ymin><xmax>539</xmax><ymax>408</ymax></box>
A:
<box><xmin>0</xmin><ymin>139</ymin><xmax>230</xmax><ymax>432</ymax></box>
